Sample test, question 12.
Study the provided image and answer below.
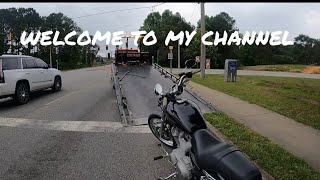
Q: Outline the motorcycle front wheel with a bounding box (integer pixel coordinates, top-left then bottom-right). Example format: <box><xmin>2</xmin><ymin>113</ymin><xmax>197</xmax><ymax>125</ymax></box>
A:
<box><xmin>148</xmin><ymin>114</ymin><xmax>174</xmax><ymax>148</ymax></box>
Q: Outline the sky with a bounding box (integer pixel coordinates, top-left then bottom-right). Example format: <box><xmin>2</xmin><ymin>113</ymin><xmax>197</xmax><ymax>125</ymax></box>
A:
<box><xmin>1</xmin><ymin>2</ymin><xmax>320</xmax><ymax>57</ymax></box>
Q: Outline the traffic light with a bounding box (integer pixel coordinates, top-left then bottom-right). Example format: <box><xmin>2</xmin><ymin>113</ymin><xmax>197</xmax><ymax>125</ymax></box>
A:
<box><xmin>108</xmin><ymin>53</ymin><xmax>110</xmax><ymax>59</ymax></box>
<box><xmin>7</xmin><ymin>32</ymin><xmax>12</xmax><ymax>41</ymax></box>
<box><xmin>106</xmin><ymin>45</ymin><xmax>108</xmax><ymax>50</ymax></box>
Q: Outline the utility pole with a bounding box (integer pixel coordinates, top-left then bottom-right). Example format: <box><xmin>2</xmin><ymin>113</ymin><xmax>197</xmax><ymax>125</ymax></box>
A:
<box><xmin>157</xmin><ymin>49</ymin><xmax>159</xmax><ymax>64</ymax></box>
<box><xmin>49</xmin><ymin>46</ymin><xmax>52</xmax><ymax>68</ymax></box>
<box><xmin>169</xmin><ymin>46</ymin><xmax>173</xmax><ymax>73</ymax></box>
<box><xmin>126</xmin><ymin>37</ymin><xmax>129</xmax><ymax>58</ymax></box>
<box><xmin>10</xmin><ymin>32</ymin><xmax>12</xmax><ymax>54</ymax></box>
<box><xmin>178</xmin><ymin>42</ymin><xmax>180</xmax><ymax>69</ymax></box>
<box><xmin>200</xmin><ymin>2</ymin><xmax>206</xmax><ymax>79</ymax></box>
<box><xmin>85</xmin><ymin>46</ymin><xmax>87</xmax><ymax>65</ymax></box>
<box><xmin>0</xmin><ymin>32</ymin><xmax>4</xmax><ymax>55</ymax></box>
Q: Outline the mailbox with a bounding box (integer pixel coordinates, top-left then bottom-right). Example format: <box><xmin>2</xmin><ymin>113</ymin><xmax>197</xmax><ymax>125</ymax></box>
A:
<box><xmin>224</xmin><ymin>59</ymin><xmax>237</xmax><ymax>82</ymax></box>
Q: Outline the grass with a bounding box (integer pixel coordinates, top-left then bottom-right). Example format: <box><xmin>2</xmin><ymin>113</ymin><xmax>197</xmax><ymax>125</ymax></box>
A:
<box><xmin>192</xmin><ymin>75</ymin><xmax>320</xmax><ymax>130</ymax></box>
<box><xmin>204</xmin><ymin>111</ymin><xmax>320</xmax><ymax>180</ymax></box>
<box><xmin>239</xmin><ymin>64</ymin><xmax>320</xmax><ymax>74</ymax></box>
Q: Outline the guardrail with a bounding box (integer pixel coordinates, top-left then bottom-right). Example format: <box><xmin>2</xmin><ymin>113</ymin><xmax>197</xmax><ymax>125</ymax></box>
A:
<box><xmin>153</xmin><ymin>63</ymin><xmax>179</xmax><ymax>83</ymax></box>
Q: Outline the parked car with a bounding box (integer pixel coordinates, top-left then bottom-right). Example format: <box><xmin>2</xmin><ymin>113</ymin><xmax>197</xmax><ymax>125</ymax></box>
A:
<box><xmin>0</xmin><ymin>54</ymin><xmax>62</xmax><ymax>105</ymax></box>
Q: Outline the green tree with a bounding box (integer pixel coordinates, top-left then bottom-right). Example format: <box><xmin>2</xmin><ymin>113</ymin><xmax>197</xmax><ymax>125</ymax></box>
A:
<box><xmin>0</xmin><ymin>7</ymin><xmax>100</xmax><ymax>70</ymax></box>
<box><xmin>139</xmin><ymin>10</ymin><xmax>194</xmax><ymax>67</ymax></box>
<box><xmin>0</xmin><ymin>8</ymin><xmax>42</xmax><ymax>55</ymax></box>
<box><xmin>199</xmin><ymin>12</ymin><xmax>239</xmax><ymax>68</ymax></box>
<box><xmin>293</xmin><ymin>34</ymin><xmax>319</xmax><ymax>65</ymax></box>
<box><xmin>184</xmin><ymin>12</ymin><xmax>239</xmax><ymax>68</ymax></box>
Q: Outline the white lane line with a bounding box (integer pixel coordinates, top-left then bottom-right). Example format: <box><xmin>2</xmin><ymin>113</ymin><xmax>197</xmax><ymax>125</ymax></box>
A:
<box><xmin>0</xmin><ymin>117</ymin><xmax>151</xmax><ymax>134</ymax></box>
<box><xmin>45</xmin><ymin>91</ymin><xmax>77</xmax><ymax>106</ymax></box>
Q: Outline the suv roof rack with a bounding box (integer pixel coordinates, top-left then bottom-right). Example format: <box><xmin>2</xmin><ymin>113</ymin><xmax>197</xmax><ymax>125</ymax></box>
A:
<box><xmin>1</xmin><ymin>54</ymin><xmax>32</xmax><ymax>58</ymax></box>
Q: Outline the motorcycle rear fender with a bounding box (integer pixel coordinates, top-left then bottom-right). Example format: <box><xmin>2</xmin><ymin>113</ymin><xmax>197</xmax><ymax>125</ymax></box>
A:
<box><xmin>148</xmin><ymin>113</ymin><xmax>162</xmax><ymax>122</ymax></box>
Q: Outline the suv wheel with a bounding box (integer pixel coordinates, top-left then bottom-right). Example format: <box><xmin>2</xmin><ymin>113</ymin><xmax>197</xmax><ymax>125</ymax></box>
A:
<box><xmin>13</xmin><ymin>82</ymin><xmax>30</xmax><ymax>105</ymax></box>
<box><xmin>52</xmin><ymin>76</ymin><xmax>62</xmax><ymax>92</ymax></box>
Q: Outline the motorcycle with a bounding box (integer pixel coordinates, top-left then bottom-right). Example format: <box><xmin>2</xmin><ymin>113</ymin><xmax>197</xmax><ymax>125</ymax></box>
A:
<box><xmin>148</xmin><ymin>60</ymin><xmax>262</xmax><ymax>180</ymax></box>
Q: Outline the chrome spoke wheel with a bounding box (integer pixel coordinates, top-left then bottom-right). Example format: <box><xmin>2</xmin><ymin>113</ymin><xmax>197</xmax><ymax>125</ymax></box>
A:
<box><xmin>18</xmin><ymin>85</ymin><xmax>29</xmax><ymax>103</ymax></box>
<box><xmin>56</xmin><ymin>79</ymin><xmax>61</xmax><ymax>89</ymax></box>
<box><xmin>53</xmin><ymin>76</ymin><xmax>62</xmax><ymax>92</ymax></box>
<box><xmin>14</xmin><ymin>83</ymin><xmax>30</xmax><ymax>105</ymax></box>
<box><xmin>149</xmin><ymin>117</ymin><xmax>174</xmax><ymax>147</ymax></box>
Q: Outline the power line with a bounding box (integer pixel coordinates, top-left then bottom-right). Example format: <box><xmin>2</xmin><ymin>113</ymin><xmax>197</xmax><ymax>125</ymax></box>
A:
<box><xmin>71</xmin><ymin>3</ymin><xmax>165</xmax><ymax>19</ymax></box>
<box><xmin>189</xmin><ymin>3</ymin><xmax>198</xmax><ymax>23</ymax></box>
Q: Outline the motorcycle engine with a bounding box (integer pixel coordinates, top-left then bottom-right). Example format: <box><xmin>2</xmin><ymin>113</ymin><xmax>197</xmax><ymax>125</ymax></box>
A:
<box><xmin>170</xmin><ymin>127</ymin><xmax>193</xmax><ymax>180</ymax></box>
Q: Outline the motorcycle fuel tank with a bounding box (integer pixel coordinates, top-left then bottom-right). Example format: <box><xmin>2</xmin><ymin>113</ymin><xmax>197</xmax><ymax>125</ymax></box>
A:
<box><xmin>167</xmin><ymin>99</ymin><xmax>207</xmax><ymax>134</ymax></box>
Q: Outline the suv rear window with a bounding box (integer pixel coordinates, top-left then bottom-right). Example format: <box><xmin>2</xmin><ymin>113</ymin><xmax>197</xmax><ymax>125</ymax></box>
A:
<box><xmin>1</xmin><ymin>57</ymin><xmax>21</xmax><ymax>70</ymax></box>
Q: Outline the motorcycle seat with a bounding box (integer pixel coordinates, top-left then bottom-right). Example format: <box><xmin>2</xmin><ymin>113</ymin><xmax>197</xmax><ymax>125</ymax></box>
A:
<box><xmin>191</xmin><ymin>129</ymin><xmax>238</xmax><ymax>170</ymax></box>
<box><xmin>191</xmin><ymin>129</ymin><xmax>262</xmax><ymax>180</ymax></box>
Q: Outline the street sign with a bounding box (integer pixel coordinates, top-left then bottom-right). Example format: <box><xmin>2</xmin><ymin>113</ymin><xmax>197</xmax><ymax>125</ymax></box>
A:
<box><xmin>168</xmin><ymin>53</ymin><xmax>173</xmax><ymax>60</ymax></box>
<box><xmin>206</xmin><ymin>59</ymin><xmax>210</xmax><ymax>69</ymax></box>
<box><xmin>195</xmin><ymin>56</ymin><xmax>200</xmax><ymax>62</ymax></box>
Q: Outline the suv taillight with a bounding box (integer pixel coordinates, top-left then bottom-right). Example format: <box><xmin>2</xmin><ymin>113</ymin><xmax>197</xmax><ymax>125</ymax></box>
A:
<box><xmin>0</xmin><ymin>60</ymin><xmax>4</xmax><ymax>83</ymax></box>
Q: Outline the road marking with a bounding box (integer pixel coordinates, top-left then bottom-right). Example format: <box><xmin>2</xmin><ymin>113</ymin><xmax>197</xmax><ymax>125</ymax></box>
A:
<box><xmin>45</xmin><ymin>91</ymin><xmax>77</xmax><ymax>106</ymax></box>
<box><xmin>132</xmin><ymin>118</ymin><xmax>149</xmax><ymax>126</ymax></box>
<box><xmin>0</xmin><ymin>117</ymin><xmax>151</xmax><ymax>134</ymax></box>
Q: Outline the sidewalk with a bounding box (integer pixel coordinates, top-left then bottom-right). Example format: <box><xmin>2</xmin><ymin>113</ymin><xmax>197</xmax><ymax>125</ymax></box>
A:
<box><xmin>165</xmin><ymin>68</ymin><xmax>320</xmax><ymax>79</ymax></box>
<box><xmin>187</xmin><ymin>81</ymin><xmax>320</xmax><ymax>170</ymax></box>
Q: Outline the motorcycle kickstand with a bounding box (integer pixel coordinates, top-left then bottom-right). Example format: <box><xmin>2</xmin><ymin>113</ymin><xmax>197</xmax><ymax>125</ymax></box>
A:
<box><xmin>156</xmin><ymin>172</ymin><xmax>178</xmax><ymax>180</ymax></box>
<box><xmin>154</xmin><ymin>144</ymin><xmax>170</xmax><ymax>161</ymax></box>
<box><xmin>160</xmin><ymin>143</ymin><xmax>170</xmax><ymax>155</ymax></box>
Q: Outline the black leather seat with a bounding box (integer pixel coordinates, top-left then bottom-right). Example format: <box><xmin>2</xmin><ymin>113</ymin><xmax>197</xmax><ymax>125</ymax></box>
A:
<box><xmin>192</xmin><ymin>129</ymin><xmax>262</xmax><ymax>180</ymax></box>
<box><xmin>191</xmin><ymin>129</ymin><xmax>237</xmax><ymax>170</ymax></box>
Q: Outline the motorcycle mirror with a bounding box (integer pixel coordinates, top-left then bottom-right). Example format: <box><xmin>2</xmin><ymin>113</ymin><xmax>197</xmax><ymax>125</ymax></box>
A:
<box><xmin>154</xmin><ymin>83</ymin><xmax>163</xmax><ymax>96</ymax></box>
<box><xmin>184</xmin><ymin>59</ymin><xmax>197</xmax><ymax>72</ymax></box>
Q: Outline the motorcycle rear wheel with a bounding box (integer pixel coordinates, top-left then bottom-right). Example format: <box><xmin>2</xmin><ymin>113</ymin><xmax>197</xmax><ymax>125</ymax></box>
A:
<box><xmin>148</xmin><ymin>114</ymin><xmax>174</xmax><ymax>148</ymax></box>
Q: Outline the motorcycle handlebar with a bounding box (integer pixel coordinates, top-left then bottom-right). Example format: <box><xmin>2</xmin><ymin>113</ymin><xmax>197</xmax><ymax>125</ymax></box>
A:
<box><xmin>164</xmin><ymin>69</ymin><xmax>201</xmax><ymax>99</ymax></box>
<box><xmin>192</xmin><ymin>69</ymin><xmax>201</xmax><ymax>74</ymax></box>
<box><xmin>178</xmin><ymin>69</ymin><xmax>201</xmax><ymax>78</ymax></box>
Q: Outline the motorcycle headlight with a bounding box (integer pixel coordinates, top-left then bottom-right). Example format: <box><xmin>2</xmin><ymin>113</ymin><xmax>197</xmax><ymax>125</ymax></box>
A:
<box><xmin>162</xmin><ymin>97</ymin><xmax>168</xmax><ymax>108</ymax></box>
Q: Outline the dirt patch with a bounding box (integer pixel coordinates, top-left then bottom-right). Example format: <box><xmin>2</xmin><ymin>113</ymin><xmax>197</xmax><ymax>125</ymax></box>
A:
<box><xmin>302</xmin><ymin>66</ymin><xmax>320</xmax><ymax>74</ymax></box>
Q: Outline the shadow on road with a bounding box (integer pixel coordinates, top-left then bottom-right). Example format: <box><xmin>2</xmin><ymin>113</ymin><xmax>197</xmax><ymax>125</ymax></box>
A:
<box><xmin>0</xmin><ymin>89</ymin><xmax>61</xmax><ymax>109</ymax></box>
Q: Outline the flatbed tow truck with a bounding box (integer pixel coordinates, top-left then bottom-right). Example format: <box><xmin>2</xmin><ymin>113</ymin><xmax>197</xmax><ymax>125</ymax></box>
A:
<box><xmin>111</xmin><ymin>36</ymin><xmax>215</xmax><ymax>126</ymax></box>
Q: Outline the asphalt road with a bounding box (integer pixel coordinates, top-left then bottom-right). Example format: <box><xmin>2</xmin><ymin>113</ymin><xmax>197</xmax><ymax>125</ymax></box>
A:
<box><xmin>0</xmin><ymin>65</ymin><xmax>176</xmax><ymax>180</ymax></box>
